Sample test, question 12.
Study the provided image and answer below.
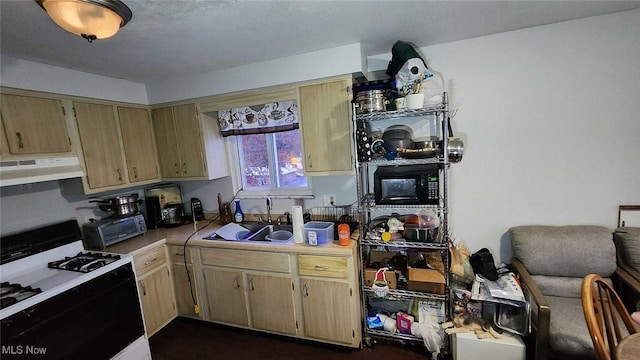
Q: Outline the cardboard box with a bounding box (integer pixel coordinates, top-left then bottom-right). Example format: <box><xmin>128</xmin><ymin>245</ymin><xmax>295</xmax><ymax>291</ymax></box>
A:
<box><xmin>407</xmin><ymin>251</ymin><xmax>445</xmax><ymax>272</ymax></box>
<box><xmin>364</xmin><ymin>268</ymin><xmax>397</xmax><ymax>289</ymax></box>
<box><xmin>368</xmin><ymin>251</ymin><xmax>401</xmax><ymax>267</ymax></box>
<box><xmin>407</xmin><ymin>267</ymin><xmax>445</xmax><ymax>294</ymax></box>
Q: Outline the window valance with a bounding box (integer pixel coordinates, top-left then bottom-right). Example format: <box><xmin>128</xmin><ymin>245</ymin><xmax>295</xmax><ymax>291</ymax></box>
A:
<box><xmin>218</xmin><ymin>100</ymin><xmax>298</xmax><ymax>137</ymax></box>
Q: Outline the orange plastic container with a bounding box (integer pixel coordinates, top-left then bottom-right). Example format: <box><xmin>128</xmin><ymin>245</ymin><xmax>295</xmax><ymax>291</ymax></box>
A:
<box><xmin>338</xmin><ymin>223</ymin><xmax>350</xmax><ymax>246</ymax></box>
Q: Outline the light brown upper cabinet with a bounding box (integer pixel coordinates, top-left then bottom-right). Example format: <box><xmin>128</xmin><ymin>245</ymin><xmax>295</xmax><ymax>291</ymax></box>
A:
<box><xmin>73</xmin><ymin>101</ymin><xmax>127</xmax><ymax>189</ymax></box>
<box><xmin>117</xmin><ymin>106</ymin><xmax>159</xmax><ymax>183</ymax></box>
<box><xmin>1</xmin><ymin>94</ymin><xmax>71</xmax><ymax>155</ymax></box>
<box><xmin>298</xmin><ymin>78</ymin><xmax>353</xmax><ymax>175</ymax></box>
<box><xmin>152</xmin><ymin>103</ymin><xmax>228</xmax><ymax>180</ymax></box>
<box><xmin>73</xmin><ymin>102</ymin><xmax>160</xmax><ymax>192</ymax></box>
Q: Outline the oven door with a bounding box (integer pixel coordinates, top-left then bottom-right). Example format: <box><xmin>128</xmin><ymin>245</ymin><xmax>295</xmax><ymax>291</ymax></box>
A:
<box><xmin>1</xmin><ymin>263</ymin><xmax>144</xmax><ymax>360</ymax></box>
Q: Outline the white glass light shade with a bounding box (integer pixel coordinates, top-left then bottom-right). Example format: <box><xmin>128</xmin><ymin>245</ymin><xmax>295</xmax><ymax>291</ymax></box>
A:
<box><xmin>41</xmin><ymin>0</ymin><xmax>125</xmax><ymax>39</ymax></box>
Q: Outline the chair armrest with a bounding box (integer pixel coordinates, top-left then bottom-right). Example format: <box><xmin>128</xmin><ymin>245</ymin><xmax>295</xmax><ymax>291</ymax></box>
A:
<box><xmin>616</xmin><ymin>265</ymin><xmax>640</xmax><ymax>294</ymax></box>
<box><xmin>512</xmin><ymin>258</ymin><xmax>550</xmax><ymax>360</ymax></box>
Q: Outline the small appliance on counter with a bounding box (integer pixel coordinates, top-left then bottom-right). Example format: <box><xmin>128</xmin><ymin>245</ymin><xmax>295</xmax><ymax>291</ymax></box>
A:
<box><xmin>81</xmin><ymin>214</ymin><xmax>147</xmax><ymax>250</ymax></box>
<box><xmin>162</xmin><ymin>203</ymin><xmax>184</xmax><ymax>228</ymax></box>
<box><xmin>191</xmin><ymin>197</ymin><xmax>204</xmax><ymax>220</ymax></box>
<box><xmin>144</xmin><ymin>183</ymin><xmax>185</xmax><ymax>228</ymax></box>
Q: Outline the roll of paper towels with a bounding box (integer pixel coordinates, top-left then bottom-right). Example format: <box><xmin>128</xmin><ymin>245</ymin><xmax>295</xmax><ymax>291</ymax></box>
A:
<box><xmin>292</xmin><ymin>205</ymin><xmax>304</xmax><ymax>244</ymax></box>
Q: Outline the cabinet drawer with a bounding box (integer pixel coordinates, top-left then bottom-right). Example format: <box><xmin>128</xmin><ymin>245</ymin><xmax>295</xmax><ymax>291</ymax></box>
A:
<box><xmin>168</xmin><ymin>244</ymin><xmax>192</xmax><ymax>264</ymax></box>
<box><xmin>201</xmin><ymin>248</ymin><xmax>290</xmax><ymax>273</ymax></box>
<box><xmin>298</xmin><ymin>255</ymin><xmax>348</xmax><ymax>279</ymax></box>
<box><xmin>134</xmin><ymin>245</ymin><xmax>167</xmax><ymax>277</ymax></box>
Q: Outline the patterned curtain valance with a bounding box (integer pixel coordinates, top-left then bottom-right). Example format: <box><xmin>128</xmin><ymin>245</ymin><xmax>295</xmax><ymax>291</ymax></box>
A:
<box><xmin>218</xmin><ymin>100</ymin><xmax>299</xmax><ymax>137</ymax></box>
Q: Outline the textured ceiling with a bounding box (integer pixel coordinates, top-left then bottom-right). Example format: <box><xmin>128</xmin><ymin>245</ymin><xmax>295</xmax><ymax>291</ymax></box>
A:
<box><xmin>1</xmin><ymin>0</ymin><xmax>639</xmax><ymax>84</ymax></box>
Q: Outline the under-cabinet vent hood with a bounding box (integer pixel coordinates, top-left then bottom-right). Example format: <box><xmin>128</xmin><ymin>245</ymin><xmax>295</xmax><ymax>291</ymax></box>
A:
<box><xmin>0</xmin><ymin>157</ymin><xmax>85</xmax><ymax>187</ymax></box>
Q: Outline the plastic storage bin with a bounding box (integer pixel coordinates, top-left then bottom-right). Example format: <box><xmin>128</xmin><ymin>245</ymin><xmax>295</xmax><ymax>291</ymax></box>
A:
<box><xmin>304</xmin><ymin>221</ymin><xmax>334</xmax><ymax>246</ymax></box>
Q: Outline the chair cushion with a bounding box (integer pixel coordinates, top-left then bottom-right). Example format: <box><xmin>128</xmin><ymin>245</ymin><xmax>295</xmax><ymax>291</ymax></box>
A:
<box><xmin>531</xmin><ymin>275</ymin><xmax>615</xmax><ymax>298</ymax></box>
<box><xmin>532</xmin><ymin>275</ymin><xmax>583</xmax><ymax>298</ymax></box>
<box><xmin>510</xmin><ymin>225</ymin><xmax>616</xmax><ymax>278</ymax></box>
<box><xmin>547</xmin><ymin>296</ymin><xmax>595</xmax><ymax>358</ymax></box>
<box><xmin>614</xmin><ymin>227</ymin><xmax>640</xmax><ymax>272</ymax></box>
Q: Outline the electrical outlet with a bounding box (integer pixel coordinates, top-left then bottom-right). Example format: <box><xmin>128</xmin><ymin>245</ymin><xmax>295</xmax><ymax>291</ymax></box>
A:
<box><xmin>323</xmin><ymin>194</ymin><xmax>336</xmax><ymax>206</ymax></box>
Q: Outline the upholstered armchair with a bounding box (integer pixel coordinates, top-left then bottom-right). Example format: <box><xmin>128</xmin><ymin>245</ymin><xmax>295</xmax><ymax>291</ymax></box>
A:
<box><xmin>613</xmin><ymin>227</ymin><xmax>640</xmax><ymax>311</ymax></box>
<box><xmin>509</xmin><ymin>225</ymin><xmax>617</xmax><ymax>360</ymax></box>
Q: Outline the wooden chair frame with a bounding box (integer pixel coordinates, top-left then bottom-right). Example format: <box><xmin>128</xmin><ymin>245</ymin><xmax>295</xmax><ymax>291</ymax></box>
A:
<box><xmin>581</xmin><ymin>274</ymin><xmax>638</xmax><ymax>360</ymax></box>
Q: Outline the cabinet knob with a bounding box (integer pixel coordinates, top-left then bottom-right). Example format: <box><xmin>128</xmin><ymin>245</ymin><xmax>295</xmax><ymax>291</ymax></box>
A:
<box><xmin>234</xmin><ymin>276</ymin><xmax>240</xmax><ymax>289</ymax></box>
<box><xmin>117</xmin><ymin>168</ymin><xmax>123</xmax><ymax>181</ymax></box>
<box><xmin>132</xmin><ymin>167</ymin><xmax>138</xmax><ymax>179</ymax></box>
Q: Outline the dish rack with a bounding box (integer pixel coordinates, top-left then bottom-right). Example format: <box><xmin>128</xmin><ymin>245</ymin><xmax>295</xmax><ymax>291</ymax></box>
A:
<box><xmin>304</xmin><ymin>205</ymin><xmax>358</xmax><ymax>222</ymax></box>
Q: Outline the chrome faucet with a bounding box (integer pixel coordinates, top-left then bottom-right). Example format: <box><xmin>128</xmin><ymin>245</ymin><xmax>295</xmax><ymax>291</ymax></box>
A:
<box><xmin>266</xmin><ymin>196</ymin><xmax>273</xmax><ymax>224</ymax></box>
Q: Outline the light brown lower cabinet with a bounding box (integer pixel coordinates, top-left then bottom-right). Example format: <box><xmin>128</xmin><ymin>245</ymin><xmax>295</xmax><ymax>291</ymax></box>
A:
<box><xmin>246</xmin><ymin>272</ymin><xmax>296</xmax><ymax>335</ymax></box>
<box><xmin>301</xmin><ymin>278</ymin><xmax>353</xmax><ymax>344</ymax></box>
<box><xmin>193</xmin><ymin>245</ymin><xmax>361</xmax><ymax>348</ymax></box>
<box><xmin>168</xmin><ymin>244</ymin><xmax>200</xmax><ymax>319</ymax></box>
<box><xmin>203</xmin><ymin>267</ymin><xmax>249</xmax><ymax>326</ymax></box>
<box><xmin>172</xmin><ymin>264</ymin><xmax>199</xmax><ymax>317</ymax></box>
<box><xmin>132</xmin><ymin>244</ymin><xmax>177</xmax><ymax>336</ymax></box>
<box><xmin>138</xmin><ymin>267</ymin><xmax>175</xmax><ymax>336</ymax></box>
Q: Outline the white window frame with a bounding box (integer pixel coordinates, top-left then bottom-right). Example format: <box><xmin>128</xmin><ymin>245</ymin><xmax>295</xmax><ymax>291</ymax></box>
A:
<box><xmin>226</xmin><ymin>131</ymin><xmax>313</xmax><ymax>199</ymax></box>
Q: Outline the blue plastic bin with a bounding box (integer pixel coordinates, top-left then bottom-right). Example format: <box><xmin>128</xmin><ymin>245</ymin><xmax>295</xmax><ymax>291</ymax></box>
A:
<box><xmin>304</xmin><ymin>221</ymin><xmax>334</xmax><ymax>246</ymax></box>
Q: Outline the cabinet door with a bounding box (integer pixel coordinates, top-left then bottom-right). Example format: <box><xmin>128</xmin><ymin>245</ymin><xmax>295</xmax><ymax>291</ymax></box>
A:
<box><xmin>301</xmin><ymin>278</ymin><xmax>353</xmax><ymax>344</ymax></box>
<box><xmin>151</xmin><ymin>107</ymin><xmax>181</xmax><ymax>178</ymax></box>
<box><xmin>203</xmin><ymin>267</ymin><xmax>248</xmax><ymax>326</ymax></box>
<box><xmin>138</xmin><ymin>266</ymin><xmax>176</xmax><ymax>336</ymax></box>
<box><xmin>0</xmin><ymin>116</ymin><xmax>10</xmax><ymax>155</ymax></box>
<box><xmin>1</xmin><ymin>94</ymin><xmax>71</xmax><ymax>154</ymax></box>
<box><xmin>299</xmin><ymin>80</ymin><xmax>352</xmax><ymax>174</ymax></box>
<box><xmin>172</xmin><ymin>264</ymin><xmax>199</xmax><ymax>318</ymax></box>
<box><xmin>73</xmin><ymin>102</ymin><xmax>126</xmax><ymax>189</ymax></box>
<box><xmin>173</xmin><ymin>104</ymin><xmax>206</xmax><ymax>177</ymax></box>
<box><xmin>247</xmin><ymin>273</ymin><xmax>297</xmax><ymax>335</ymax></box>
<box><xmin>117</xmin><ymin>107</ymin><xmax>159</xmax><ymax>183</ymax></box>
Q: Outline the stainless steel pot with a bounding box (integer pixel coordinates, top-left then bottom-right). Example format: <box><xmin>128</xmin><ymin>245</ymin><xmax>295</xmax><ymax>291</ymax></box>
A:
<box><xmin>447</xmin><ymin>138</ymin><xmax>464</xmax><ymax>163</ymax></box>
<box><xmin>90</xmin><ymin>194</ymin><xmax>142</xmax><ymax>218</ymax></box>
<box><xmin>355</xmin><ymin>90</ymin><xmax>387</xmax><ymax>114</ymax></box>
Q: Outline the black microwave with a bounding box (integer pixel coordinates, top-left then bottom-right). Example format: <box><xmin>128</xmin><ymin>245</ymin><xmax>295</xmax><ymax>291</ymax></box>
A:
<box><xmin>374</xmin><ymin>164</ymin><xmax>439</xmax><ymax>205</ymax></box>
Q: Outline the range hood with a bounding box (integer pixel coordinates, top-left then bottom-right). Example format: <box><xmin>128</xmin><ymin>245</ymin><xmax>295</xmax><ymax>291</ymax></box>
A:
<box><xmin>0</xmin><ymin>157</ymin><xmax>85</xmax><ymax>187</ymax></box>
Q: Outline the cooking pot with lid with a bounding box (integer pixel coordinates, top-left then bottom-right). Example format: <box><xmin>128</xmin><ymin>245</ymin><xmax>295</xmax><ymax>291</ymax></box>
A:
<box><xmin>355</xmin><ymin>90</ymin><xmax>388</xmax><ymax>114</ymax></box>
<box><xmin>89</xmin><ymin>194</ymin><xmax>142</xmax><ymax>218</ymax></box>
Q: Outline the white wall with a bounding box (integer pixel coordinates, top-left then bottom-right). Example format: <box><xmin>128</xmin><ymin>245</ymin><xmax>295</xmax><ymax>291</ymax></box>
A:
<box><xmin>0</xmin><ymin>55</ymin><xmax>148</xmax><ymax>104</ymax></box>
<box><xmin>145</xmin><ymin>43</ymin><xmax>365</xmax><ymax>104</ymax></box>
<box><xmin>369</xmin><ymin>9</ymin><xmax>640</xmax><ymax>263</ymax></box>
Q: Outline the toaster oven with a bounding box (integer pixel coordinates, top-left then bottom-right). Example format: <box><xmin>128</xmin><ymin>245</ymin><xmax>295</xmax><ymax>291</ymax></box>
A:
<box><xmin>81</xmin><ymin>214</ymin><xmax>147</xmax><ymax>250</ymax></box>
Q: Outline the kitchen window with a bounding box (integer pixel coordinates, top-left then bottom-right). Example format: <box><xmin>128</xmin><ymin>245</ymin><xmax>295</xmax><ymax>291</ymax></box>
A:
<box><xmin>237</xmin><ymin>130</ymin><xmax>308</xmax><ymax>190</ymax></box>
<box><xmin>220</xmin><ymin>99</ymin><xmax>312</xmax><ymax>197</ymax></box>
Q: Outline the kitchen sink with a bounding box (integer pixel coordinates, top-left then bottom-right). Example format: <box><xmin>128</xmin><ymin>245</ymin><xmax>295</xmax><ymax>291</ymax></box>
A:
<box><xmin>203</xmin><ymin>222</ymin><xmax>294</xmax><ymax>244</ymax></box>
<box><xmin>242</xmin><ymin>223</ymin><xmax>294</xmax><ymax>243</ymax></box>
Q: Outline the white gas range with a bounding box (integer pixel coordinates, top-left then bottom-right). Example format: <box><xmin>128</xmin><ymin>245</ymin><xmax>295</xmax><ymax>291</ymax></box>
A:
<box><xmin>0</xmin><ymin>220</ymin><xmax>151</xmax><ymax>360</ymax></box>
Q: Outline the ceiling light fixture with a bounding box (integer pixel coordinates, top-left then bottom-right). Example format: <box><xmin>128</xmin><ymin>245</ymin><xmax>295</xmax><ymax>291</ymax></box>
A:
<box><xmin>35</xmin><ymin>0</ymin><xmax>132</xmax><ymax>43</ymax></box>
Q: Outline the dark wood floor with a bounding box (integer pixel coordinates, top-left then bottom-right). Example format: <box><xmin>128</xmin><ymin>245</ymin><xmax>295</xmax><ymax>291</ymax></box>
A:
<box><xmin>149</xmin><ymin>317</ymin><xmax>434</xmax><ymax>360</ymax></box>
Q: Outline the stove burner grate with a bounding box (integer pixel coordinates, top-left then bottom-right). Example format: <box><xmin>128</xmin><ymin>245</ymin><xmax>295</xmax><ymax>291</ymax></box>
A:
<box><xmin>0</xmin><ymin>282</ymin><xmax>43</xmax><ymax>309</ymax></box>
<box><xmin>48</xmin><ymin>252</ymin><xmax>121</xmax><ymax>273</ymax></box>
